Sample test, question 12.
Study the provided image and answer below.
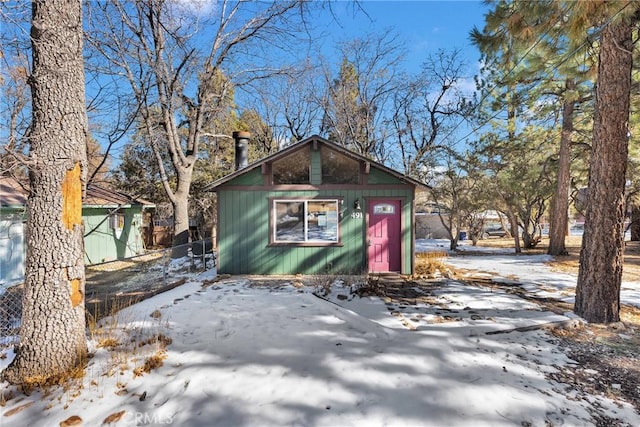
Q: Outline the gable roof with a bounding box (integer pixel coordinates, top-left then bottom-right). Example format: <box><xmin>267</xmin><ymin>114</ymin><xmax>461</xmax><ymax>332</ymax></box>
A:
<box><xmin>0</xmin><ymin>176</ymin><xmax>154</xmax><ymax>209</ymax></box>
<box><xmin>205</xmin><ymin>134</ymin><xmax>427</xmax><ymax>191</ymax></box>
<box><xmin>84</xmin><ymin>184</ymin><xmax>155</xmax><ymax>208</ymax></box>
<box><xmin>0</xmin><ymin>176</ymin><xmax>28</xmax><ymax>207</ymax></box>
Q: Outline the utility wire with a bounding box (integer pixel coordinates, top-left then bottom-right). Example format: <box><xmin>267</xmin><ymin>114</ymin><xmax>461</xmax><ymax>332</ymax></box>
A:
<box><xmin>445</xmin><ymin>1</ymin><xmax>634</xmax><ymax>151</ymax></box>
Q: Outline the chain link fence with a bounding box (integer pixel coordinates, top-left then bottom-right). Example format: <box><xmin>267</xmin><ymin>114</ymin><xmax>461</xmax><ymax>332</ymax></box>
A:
<box><xmin>0</xmin><ymin>283</ymin><xmax>21</xmax><ymax>349</ymax></box>
<box><xmin>0</xmin><ymin>238</ymin><xmax>215</xmax><ymax>351</ymax></box>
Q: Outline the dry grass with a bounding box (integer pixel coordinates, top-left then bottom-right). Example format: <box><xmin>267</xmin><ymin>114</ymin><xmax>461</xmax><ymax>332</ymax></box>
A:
<box><xmin>97</xmin><ymin>337</ymin><xmax>120</xmax><ymax>350</ymax></box>
<box><xmin>2</xmin><ymin>293</ymin><xmax>174</xmax><ymax>411</ymax></box>
<box><xmin>414</xmin><ymin>251</ymin><xmax>450</xmax><ymax>279</ymax></box>
<box><xmin>138</xmin><ymin>333</ymin><xmax>172</xmax><ymax>349</ymax></box>
<box><xmin>133</xmin><ymin>350</ymin><xmax>167</xmax><ymax>377</ymax></box>
<box><xmin>15</xmin><ymin>348</ymin><xmax>89</xmax><ymax>397</ymax></box>
<box><xmin>471</xmin><ymin>236</ymin><xmax>640</xmax><ymax>282</ymax></box>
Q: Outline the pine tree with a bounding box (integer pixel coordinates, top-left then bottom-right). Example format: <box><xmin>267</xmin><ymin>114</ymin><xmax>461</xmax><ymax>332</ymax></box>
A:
<box><xmin>574</xmin><ymin>3</ymin><xmax>640</xmax><ymax>323</ymax></box>
<box><xmin>471</xmin><ymin>1</ymin><xmax>545</xmax><ymax>252</ymax></box>
<box><xmin>471</xmin><ymin>0</ymin><xmax>594</xmax><ymax>255</ymax></box>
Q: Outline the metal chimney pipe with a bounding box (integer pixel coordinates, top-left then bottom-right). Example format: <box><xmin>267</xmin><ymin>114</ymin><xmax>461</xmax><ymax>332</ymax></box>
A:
<box><xmin>233</xmin><ymin>131</ymin><xmax>250</xmax><ymax>171</ymax></box>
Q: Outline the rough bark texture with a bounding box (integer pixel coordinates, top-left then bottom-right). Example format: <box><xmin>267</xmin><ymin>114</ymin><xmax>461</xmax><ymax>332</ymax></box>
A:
<box><xmin>2</xmin><ymin>0</ymin><xmax>88</xmax><ymax>385</ymax></box>
<box><xmin>170</xmin><ymin>176</ymin><xmax>192</xmax><ymax>258</ymax></box>
<box><xmin>508</xmin><ymin>210</ymin><xmax>521</xmax><ymax>254</ymax></box>
<box><xmin>575</xmin><ymin>16</ymin><xmax>633</xmax><ymax>324</ymax></box>
<box><xmin>548</xmin><ymin>80</ymin><xmax>575</xmax><ymax>256</ymax></box>
<box><xmin>631</xmin><ymin>205</ymin><xmax>640</xmax><ymax>241</ymax></box>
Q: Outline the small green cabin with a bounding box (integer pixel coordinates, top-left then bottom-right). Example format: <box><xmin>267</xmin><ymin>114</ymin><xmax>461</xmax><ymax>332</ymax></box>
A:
<box><xmin>82</xmin><ymin>186</ymin><xmax>155</xmax><ymax>264</ymax></box>
<box><xmin>207</xmin><ymin>134</ymin><xmax>424</xmax><ymax>275</ymax></box>
<box><xmin>0</xmin><ymin>177</ymin><xmax>154</xmax><ymax>284</ymax></box>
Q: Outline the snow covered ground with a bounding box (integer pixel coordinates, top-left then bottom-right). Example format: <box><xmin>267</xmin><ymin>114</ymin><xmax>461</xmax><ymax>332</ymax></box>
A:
<box><xmin>1</xmin><ymin>240</ymin><xmax>639</xmax><ymax>426</ymax></box>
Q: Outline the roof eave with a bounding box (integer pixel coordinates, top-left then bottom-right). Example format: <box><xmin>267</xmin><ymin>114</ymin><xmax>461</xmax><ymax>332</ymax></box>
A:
<box><xmin>85</xmin><ymin>204</ymin><xmax>132</xmax><ymax>209</ymax></box>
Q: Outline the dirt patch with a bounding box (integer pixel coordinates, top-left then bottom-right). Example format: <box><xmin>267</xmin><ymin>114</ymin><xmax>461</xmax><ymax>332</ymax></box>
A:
<box><xmin>548</xmin><ymin>324</ymin><xmax>640</xmax><ymax>424</ymax></box>
<box><xmin>85</xmin><ymin>253</ymin><xmax>167</xmax><ymax>320</ymax></box>
<box><xmin>84</xmin><ymin>252</ymin><xmax>205</xmax><ymax>321</ymax></box>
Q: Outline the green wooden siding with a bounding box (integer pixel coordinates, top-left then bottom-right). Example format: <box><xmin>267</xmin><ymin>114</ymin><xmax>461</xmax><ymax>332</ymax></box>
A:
<box><xmin>367</xmin><ymin>167</ymin><xmax>405</xmax><ymax>184</ymax></box>
<box><xmin>230</xmin><ymin>167</ymin><xmax>264</xmax><ymax>186</ymax></box>
<box><xmin>212</xmin><ymin>137</ymin><xmax>421</xmax><ymax>275</ymax></box>
<box><xmin>217</xmin><ymin>187</ymin><xmax>414</xmax><ymax>275</ymax></box>
<box><xmin>2</xmin><ymin>206</ymin><xmax>148</xmax><ymax>281</ymax></box>
<box><xmin>83</xmin><ymin>207</ymin><xmax>146</xmax><ymax>264</ymax></box>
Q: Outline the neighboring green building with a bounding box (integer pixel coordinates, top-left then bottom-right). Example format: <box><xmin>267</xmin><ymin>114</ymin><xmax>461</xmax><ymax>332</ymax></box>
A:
<box><xmin>0</xmin><ymin>177</ymin><xmax>155</xmax><ymax>284</ymax></box>
<box><xmin>206</xmin><ymin>134</ymin><xmax>425</xmax><ymax>275</ymax></box>
<box><xmin>82</xmin><ymin>185</ymin><xmax>155</xmax><ymax>265</ymax></box>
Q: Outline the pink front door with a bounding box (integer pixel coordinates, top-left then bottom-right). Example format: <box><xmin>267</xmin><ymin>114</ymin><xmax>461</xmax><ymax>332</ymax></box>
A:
<box><xmin>367</xmin><ymin>199</ymin><xmax>401</xmax><ymax>272</ymax></box>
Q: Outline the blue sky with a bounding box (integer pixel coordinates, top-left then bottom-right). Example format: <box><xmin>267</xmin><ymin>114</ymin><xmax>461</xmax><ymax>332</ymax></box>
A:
<box><xmin>328</xmin><ymin>1</ymin><xmax>489</xmax><ymax>73</ymax></box>
<box><xmin>90</xmin><ymin>1</ymin><xmax>492</xmax><ymax>163</ymax></box>
<box><xmin>304</xmin><ymin>1</ymin><xmax>490</xmax><ymax>154</ymax></box>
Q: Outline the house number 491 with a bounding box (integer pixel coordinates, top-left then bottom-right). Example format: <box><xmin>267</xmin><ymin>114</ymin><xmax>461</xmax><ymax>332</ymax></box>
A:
<box><xmin>351</xmin><ymin>211</ymin><xmax>363</xmax><ymax>219</ymax></box>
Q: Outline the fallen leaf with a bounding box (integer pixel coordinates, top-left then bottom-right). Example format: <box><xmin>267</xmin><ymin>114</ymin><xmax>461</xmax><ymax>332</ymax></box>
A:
<box><xmin>3</xmin><ymin>401</ymin><xmax>34</xmax><ymax>417</ymax></box>
<box><xmin>60</xmin><ymin>415</ymin><xmax>83</xmax><ymax>426</ymax></box>
<box><xmin>102</xmin><ymin>410</ymin><xmax>126</xmax><ymax>425</ymax></box>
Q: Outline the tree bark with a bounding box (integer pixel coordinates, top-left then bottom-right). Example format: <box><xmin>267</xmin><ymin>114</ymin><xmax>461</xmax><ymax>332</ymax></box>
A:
<box><xmin>3</xmin><ymin>0</ymin><xmax>88</xmax><ymax>385</ymax></box>
<box><xmin>170</xmin><ymin>174</ymin><xmax>193</xmax><ymax>258</ymax></box>
<box><xmin>548</xmin><ymin>79</ymin><xmax>575</xmax><ymax>256</ymax></box>
<box><xmin>507</xmin><ymin>209</ymin><xmax>521</xmax><ymax>254</ymax></box>
<box><xmin>631</xmin><ymin>205</ymin><xmax>640</xmax><ymax>241</ymax></box>
<box><xmin>575</xmin><ymin>15</ymin><xmax>634</xmax><ymax>324</ymax></box>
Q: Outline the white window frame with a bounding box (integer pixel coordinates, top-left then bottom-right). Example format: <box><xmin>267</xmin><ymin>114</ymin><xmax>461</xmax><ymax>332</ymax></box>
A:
<box><xmin>272</xmin><ymin>199</ymin><xmax>340</xmax><ymax>245</ymax></box>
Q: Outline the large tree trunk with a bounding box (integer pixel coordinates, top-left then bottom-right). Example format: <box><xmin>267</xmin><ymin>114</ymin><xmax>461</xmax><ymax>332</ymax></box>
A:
<box><xmin>575</xmin><ymin>15</ymin><xmax>634</xmax><ymax>324</ymax></box>
<box><xmin>548</xmin><ymin>79</ymin><xmax>575</xmax><ymax>256</ymax></box>
<box><xmin>171</xmin><ymin>187</ymin><xmax>191</xmax><ymax>258</ymax></box>
<box><xmin>169</xmin><ymin>166</ymin><xmax>194</xmax><ymax>258</ymax></box>
<box><xmin>3</xmin><ymin>0</ymin><xmax>88</xmax><ymax>385</ymax></box>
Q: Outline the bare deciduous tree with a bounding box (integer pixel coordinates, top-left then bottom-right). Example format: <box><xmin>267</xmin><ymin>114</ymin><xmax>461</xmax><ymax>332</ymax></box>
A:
<box><xmin>428</xmin><ymin>152</ymin><xmax>487</xmax><ymax>251</ymax></box>
<box><xmin>245</xmin><ymin>61</ymin><xmax>325</xmax><ymax>147</ymax></box>
<box><xmin>391</xmin><ymin>48</ymin><xmax>474</xmax><ymax>180</ymax></box>
<box><xmin>1</xmin><ymin>5</ymin><xmax>32</xmax><ymax>177</ymax></box>
<box><xmin>320</xmin><ymin>29</ymin><xmax>405</xmax><ymax>160</ymax></box>
<box><xmin>88</xmin><ymin>0</ymin><xmax>313</xmax><ymax>256</ymax></box>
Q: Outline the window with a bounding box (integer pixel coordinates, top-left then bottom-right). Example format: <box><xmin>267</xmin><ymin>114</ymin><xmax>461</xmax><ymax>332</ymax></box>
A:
<box><xmin>273</xmin><ymin>199</ymin><xmax>339</xmax><ymax>244</ymax></box>
<box><xmin>109</xmin><ymin>213</ymin><xmax>125</xmax><ymax>229</ymax></box>
<box><xmin>373</xmin><ymin>203</ymin><xmax>395</xmax><ymax>215</ymax></box>
<box><xmin>321</xmin><ymin>147</ymin><xmax>360</xmax><ymax>184</ymax></box>
<box><xmin>272</xmin><ymin>147</ymin><xmax>310</xmax><ymax>184</ymax></box>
